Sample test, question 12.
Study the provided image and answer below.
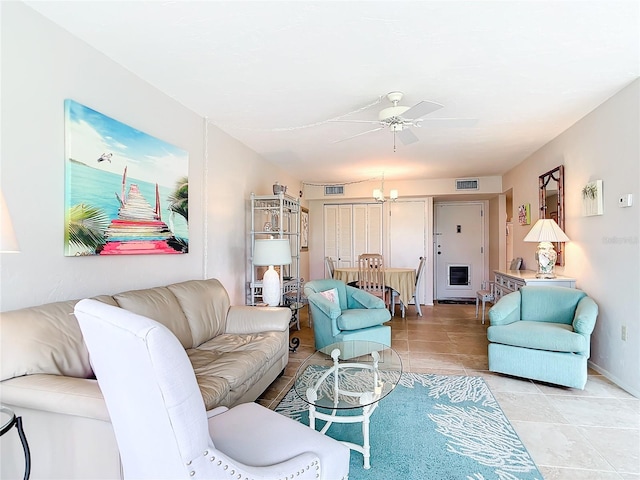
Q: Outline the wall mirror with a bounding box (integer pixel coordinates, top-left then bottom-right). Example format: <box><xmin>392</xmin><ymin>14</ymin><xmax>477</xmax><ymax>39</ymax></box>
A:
<box><xmin>538</xmin><ymin>165</ymin><xmax>565</xmax><ymax>265</ymax></box>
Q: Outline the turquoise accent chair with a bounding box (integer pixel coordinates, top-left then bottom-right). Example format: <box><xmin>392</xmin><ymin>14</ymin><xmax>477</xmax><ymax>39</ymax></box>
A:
<box><xmin>304</xmin><ymin>279</ymin><xmax>391</xmax><ymax>351</ymax></box>
<box><xmin>488</xmin><ymin>286</ymin><xmax>598</xmax><ymax>389</ymax></box>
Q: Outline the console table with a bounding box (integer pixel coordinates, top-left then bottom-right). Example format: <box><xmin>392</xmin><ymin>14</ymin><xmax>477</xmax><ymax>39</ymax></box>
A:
<box><xmin>494</xmin><ymin>269</ymin><xmax>576</xmax><ymax>301</ymax></box>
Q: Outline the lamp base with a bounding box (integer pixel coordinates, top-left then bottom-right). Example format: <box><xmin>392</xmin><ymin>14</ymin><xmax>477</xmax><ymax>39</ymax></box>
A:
<box><xmin>262</xmin><ymin>266</ymin><xmax>281</xmax><ymax>306</ymax></box>
<box><xmin>535</xmin><ymin>241</ymin><xmax>557</xmax><ymax>279</ymax></box>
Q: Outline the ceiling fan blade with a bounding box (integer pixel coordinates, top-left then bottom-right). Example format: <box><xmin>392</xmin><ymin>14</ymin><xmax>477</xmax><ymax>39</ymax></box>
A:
<box><xmin>397</xmin><ymin>128</ymin><xmax>419</xmax><ymax>145</ymax></box>
<box><xmin>329</xmin><ymin>119</ymin><xmax>382</xmax><ymax>124</ymax></box>
<box><xmin>332</xmin><ymin>127</ymin><xmax>384</xmax><ymax>144</ymax></box>
<box><xmin>402</xmin><ymin>101</ymin><xmax>444</xmax><ymax>120</ymax></box>
<box><xmin>418</xmin><ymin>118</ymin><xmax>479</xmax><ymax>127</ymax></box>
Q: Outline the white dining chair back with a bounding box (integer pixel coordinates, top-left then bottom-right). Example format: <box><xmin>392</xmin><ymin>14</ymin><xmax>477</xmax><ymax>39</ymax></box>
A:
<box><xmin>325</xmin><ymin>256</ymin><xmax>336</xmax><ymax>278</ymax></box>
<box><xmin>394</xmin><ymin>256</ymin><xmax>427</xmax><ymax>318</ymax></box>
<box><xmin>357</xmin><ymin>253</ymin><xmax>388</xmax><ymax>305</ymax></box>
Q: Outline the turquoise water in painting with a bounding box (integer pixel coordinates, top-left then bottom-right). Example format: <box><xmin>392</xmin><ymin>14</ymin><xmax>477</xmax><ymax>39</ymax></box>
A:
<box><xmin>66</xmin><ymin>161</ymin><xmax>188</xmax><ymax>239</ymax></box>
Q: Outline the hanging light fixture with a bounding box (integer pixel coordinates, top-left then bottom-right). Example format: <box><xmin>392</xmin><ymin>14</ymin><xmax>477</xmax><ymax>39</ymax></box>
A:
<box><xmin>372</xmin><ymin>174</ymin><xmax>398</xmax><ymax>203</ymax></box>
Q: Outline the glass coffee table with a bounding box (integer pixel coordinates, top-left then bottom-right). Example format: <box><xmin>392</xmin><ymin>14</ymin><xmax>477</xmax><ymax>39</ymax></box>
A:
<box><xmin>293</xmin><ymin>341</ymin><xmax>402</xmax><ymax>469</ymax></box>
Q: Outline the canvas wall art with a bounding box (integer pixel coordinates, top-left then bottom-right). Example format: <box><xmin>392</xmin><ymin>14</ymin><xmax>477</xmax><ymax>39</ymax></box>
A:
<box><xmin>518</xmin><ymin>203</ymin><xmax>531</xmax><ymax>225</ymax></box>
<box><xmin>582</xmin><ymin>179</ymin><xmax>604</xmax><ymax>216</ymax></box>
<box><xmin>64</xmin><ymin>99</ymin><xmax>189</xmax><ymax>256</ymax></box>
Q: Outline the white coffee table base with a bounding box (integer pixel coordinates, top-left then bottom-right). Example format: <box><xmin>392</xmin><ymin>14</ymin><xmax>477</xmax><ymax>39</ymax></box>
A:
<box><xmin>305</xmin><ymin>348</ymin><xmax>382</xmax><ymax>469</ymax></box>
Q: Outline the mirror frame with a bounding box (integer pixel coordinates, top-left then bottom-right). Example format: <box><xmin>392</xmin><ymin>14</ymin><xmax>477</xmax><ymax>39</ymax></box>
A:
<box><xmin>538</xmin><ymin>165</ymin><xmax>565</xmax><ymax>266</ymax></box>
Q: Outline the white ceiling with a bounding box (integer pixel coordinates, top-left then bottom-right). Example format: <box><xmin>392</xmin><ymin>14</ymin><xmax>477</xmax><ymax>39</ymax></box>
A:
<box><xmin>24</xmin><ymin>1</ymin><xmax>640</xmax><ymax>184</ymax></box>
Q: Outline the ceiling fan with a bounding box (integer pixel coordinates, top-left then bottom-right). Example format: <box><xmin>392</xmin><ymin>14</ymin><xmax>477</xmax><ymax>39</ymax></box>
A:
<box><xmin>331</xmin><ymin>91</ymin><xmax>445</xmax><ymax>149</ymax></box>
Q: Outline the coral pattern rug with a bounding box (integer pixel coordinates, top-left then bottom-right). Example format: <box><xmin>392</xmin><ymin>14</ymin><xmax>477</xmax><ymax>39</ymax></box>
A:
<box><xmin>276</xmin><ymin>373</ymin><xmax>542</xmax><ymax>480</ymax></box>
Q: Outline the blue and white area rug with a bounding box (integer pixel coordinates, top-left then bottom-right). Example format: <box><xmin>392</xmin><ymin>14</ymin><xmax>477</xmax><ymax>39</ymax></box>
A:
<box><xmin>276</xmin><ymin>373</ymin><xmax>542</xmax><ymax>480</ymax></box>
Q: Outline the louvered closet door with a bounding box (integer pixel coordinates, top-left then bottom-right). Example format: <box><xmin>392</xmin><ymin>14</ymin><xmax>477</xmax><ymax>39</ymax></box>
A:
<box><xmin>325</xmin><ymin>204</ymin><xmax>382</xmax><ymax>268</ymax></box>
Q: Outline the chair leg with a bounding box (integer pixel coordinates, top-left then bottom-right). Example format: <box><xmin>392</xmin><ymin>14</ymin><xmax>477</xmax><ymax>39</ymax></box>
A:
<box><xmin>481</xmin><ymin>299</ymin><xmax>486</xmax><ymax>324</ymax></box>
<box><xmin>475</xmin><ymin>297</ymin><xmax>479</xmax><ymax>318</ymax></box>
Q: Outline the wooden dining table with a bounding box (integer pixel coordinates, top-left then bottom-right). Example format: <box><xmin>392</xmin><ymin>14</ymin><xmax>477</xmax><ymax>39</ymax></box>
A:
<box><xmin>333</xmin><ymin>267</ymin><xmax>417</xmax><ymax>307</ymax></box>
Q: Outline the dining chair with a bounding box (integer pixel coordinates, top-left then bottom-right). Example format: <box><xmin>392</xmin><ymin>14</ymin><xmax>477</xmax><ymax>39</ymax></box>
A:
<box><xmin>392</xmin><ymin>256</ymin><xmax>427</xmax><ymax>318</ymax></box>
<box><xmin>74</xmin><ymin>299</ymin><xmax>350</xmax><ymax>480</ymax></box>
<box><xmin>476</xmin><ymin>280</ymin><xmax>495</xmax><ymax>324</ymax></box>
<box><xmin>357</xmin><ymin>253</ymin><xmax>389</xmax><ymax>307</ymax></box>
<box><xmin>325</xmin><ymin>256</ymin><xmax>336</xmax><ymax>278</ymax></box>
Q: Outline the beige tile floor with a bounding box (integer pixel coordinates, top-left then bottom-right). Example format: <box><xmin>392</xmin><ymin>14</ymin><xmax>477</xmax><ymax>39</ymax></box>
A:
<box><xmin>257</xmin><ymin>302</ymin><xmax>640</xmax><ymax>479</ymax></box>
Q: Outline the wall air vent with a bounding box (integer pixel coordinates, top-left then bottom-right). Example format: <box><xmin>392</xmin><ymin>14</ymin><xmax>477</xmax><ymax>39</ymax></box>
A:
<box><xmin>455</xmin><ymin>178</ymin><xmax>479</xmax><ymax>191</ymax></box>
<box><xmin>325</xmin><ymin>185</ymin><xmax>345</xmax><ymax>196</ymax></box>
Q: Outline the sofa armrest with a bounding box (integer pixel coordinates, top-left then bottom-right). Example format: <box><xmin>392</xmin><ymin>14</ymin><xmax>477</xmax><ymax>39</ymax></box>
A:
<box><xmin>307</xmin><ymin>293</ymin><xmax>342</xmax><ymax>320</ymax></box>
<box><xmin>224</xmin><ymin>306</ymin><xmax>291</xmax><ymax>334</ymax></box>
<box><xmin>348</xmin><ymin>287</ymin><xmax>386</xmax><ymax>309</ymax></box>
<box><xmin>488</xmin><ymin>291</ymin><xmax>521</xmax><ymax>326</ymax></box>
<box><xmin>1</xmin><ymin>374</ymin><xmax>109</xmax><ymax>421</ymax></box>
<box><xmin>573</xmin><ymin>296</ymin><xmax>598</xmax><ymax>335</ymax></box>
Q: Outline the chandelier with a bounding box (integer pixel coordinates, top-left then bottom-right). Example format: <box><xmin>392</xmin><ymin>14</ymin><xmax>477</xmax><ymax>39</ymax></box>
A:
<box><xmin>372</xmin><ymin>174</ymin><xmax>398</xmax><ymax>203</ymax></box>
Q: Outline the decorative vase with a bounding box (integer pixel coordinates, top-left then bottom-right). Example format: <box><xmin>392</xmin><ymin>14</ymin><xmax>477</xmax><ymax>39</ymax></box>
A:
<box><xmin>273</xmin><ymin>182</ymin><xmax>287</xmax><ymax>195</ymax></box>
<box><xmin>536</xmin><ymin>241</ymin><xmax>557</xmax><ymax>278</ymax></box>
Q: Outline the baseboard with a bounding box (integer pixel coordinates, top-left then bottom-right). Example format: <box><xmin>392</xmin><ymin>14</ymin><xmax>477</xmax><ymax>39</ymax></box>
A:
<box><xmin>588</xmin><ymin>360</ymin><xmax>639</xmax><ymax>398</ymax></box>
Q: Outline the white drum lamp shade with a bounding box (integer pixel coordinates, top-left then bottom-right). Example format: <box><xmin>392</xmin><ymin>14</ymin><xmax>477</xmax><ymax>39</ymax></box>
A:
<box><xmin>0</xmin><ymin>190</ymin><xmax>19</xmax><ymax>253</ymax></box>
<box><xmin>253</xmin><ymin>239</ymin><xmax>292</xmax><ymax>306</ymax></box>
<box><xmin>523</xmin><ymin>218</ymin><xmax>570</xmax><ymax>278</ymax></box>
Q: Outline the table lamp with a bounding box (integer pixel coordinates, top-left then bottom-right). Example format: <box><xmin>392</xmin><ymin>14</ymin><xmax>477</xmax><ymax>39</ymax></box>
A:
<box><xmin>523</xmin><ymin>218</ymin><xmax>569</xmax><ymax>278</ymax></box>
<box><xmin>1</xmin><ymin>190</ymin><xmax>20</xmax><ymax>253</ymax></box>
<box><xmin>253</xmin><ymin>238</ymin><xmax>292</xmax><ymax>306</ymax></box>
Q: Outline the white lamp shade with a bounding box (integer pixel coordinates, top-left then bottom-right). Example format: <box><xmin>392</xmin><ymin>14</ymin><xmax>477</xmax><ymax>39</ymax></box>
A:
<box><xmin>373</xmin><ymin>189</ymin><xmax>382</xmax><ymax>201</ymax></box>
<box><xmin>0</xmin><ymin>190</ymin><xmax>19</xmax><ymax>253</ymax></box>
<box><xmin>523</xmin><ymin>219</ymin><xmax>570</xmax><ymax>243</ymax></box>
<box><xmin>253</xmin><ymin>239</ymin><xmax>292</xmax><ymax>266</ymax></box>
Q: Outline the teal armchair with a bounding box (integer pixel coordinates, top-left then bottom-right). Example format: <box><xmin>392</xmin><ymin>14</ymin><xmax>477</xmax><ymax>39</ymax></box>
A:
<box><xmin>487</xmin><ymin>286</ymin><xmax>598</xmax><ymax>389</ymax></box>
<box><xmin>304</xmin><ymin>279</ymin><xmax>391</xmax><ymax>350</ymax></box>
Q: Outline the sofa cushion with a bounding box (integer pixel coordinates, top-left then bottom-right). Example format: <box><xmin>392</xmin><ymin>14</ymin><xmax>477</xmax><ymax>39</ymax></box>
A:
<box><xmin>337</xmin><ymin>309</ymin><xmax>390</xmax><ymax>331</ymax></box>
<box><xmin>168</xmin><ymin>279</ymin><xmax>229</xmax><ymax>346</ymax></box>
<box><xmin>487</xmin><ymin>321</ymin><xmax>588</xmax><ymax>354</ymax></box>
<box><xmin>187</xmin><ymin>332</ymin><xmax>284</xmax><ymax>392</ymax></box>
<box><xmin>0</xmin><ymin>300</ymin><xmax>92</xmax><ymax>381</ymax></box>
<box><xmin>112</xmin><ymin>287</ymin><xmax>194</xmax><ymax>348</ymax></box>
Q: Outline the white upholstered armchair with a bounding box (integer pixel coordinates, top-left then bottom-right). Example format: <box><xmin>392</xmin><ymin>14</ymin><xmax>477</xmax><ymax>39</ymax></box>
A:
<box><xmin>74</xmin><ymin>299</ymin><xmax>349</xmax><ymax>480</ymax></box>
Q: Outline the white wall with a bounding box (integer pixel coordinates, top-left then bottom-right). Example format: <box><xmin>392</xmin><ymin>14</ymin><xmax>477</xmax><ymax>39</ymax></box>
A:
<box><xmin>503</xmin><ymin>79</ymin><xmax>640</xmax><ymax>396</ymax></box>
<box><xmin>204</xmin><ymin>125</ymin><xmax>304</xmax><ymax>303</ymax></box>
<box><xmin>0</xmin><ymin>2</ymin><xmax>301</xmax><ymax>310</ymax></box>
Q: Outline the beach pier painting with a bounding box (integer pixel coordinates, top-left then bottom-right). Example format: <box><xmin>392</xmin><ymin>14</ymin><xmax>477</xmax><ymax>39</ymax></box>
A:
<box><xmin>64</xmin><ymin>100</ymin><xmax>189</xmax><ymax>256</ymax></box>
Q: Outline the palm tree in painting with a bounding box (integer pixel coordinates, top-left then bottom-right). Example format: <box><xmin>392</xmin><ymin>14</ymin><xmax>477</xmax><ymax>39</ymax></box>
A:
<box><xmin>66</xmin><ymin>203</ymin><xmax>110</xmax><ymax>255</ymax></box>
<box><xmin>168</xmin><ymin>177</ymin><xmax>188</xmax><ymax>221</ymax></box>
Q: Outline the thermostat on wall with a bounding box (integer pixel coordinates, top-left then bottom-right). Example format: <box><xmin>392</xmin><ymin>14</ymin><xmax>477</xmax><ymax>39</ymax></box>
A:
<box><xmin>618</xmin><ymin>194</ymin><xmax>633</xmax><ymax>207</ymax></box>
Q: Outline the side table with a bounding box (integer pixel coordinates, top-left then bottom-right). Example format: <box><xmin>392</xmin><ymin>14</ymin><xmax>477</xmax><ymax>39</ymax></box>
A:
<box><xmin>284</xmin><ymin>290</ymin><xmax>308</xmax><ymax>353</ymax></box>
<box><xmin>1</xmin><ymin>406</ymin><xmax>31</xmax><ymax>480</ymax></box>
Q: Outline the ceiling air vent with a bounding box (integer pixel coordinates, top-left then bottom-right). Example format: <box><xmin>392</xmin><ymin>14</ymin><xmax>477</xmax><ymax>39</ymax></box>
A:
<box><xmin>325</xmin><ymin>185</ymin><xmax>345</xmax><ymax>196</ymax></box>
<box><xmin>455</xmin><ymin>178</ymin><xmax>479</xmax><ymax>191</ymax></box>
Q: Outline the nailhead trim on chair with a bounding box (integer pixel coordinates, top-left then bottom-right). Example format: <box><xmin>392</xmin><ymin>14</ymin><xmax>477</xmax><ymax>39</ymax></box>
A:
<box><xmin>186</xmin><ymin>455</ymin><xmax>327</xmax><ymax>480</ymax></box>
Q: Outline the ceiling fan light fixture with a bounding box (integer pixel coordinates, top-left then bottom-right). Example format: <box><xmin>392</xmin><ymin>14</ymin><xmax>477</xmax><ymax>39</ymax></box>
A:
<box><xmin>379</xmin><ymin>105</ymin><xmax>410</xmax><ymax>122</ymax></box>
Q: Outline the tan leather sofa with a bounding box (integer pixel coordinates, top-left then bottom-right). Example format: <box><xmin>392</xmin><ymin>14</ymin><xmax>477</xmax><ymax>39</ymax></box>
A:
<box><xmin>0</xmin><ymin>278</ymin><xmax>291</xmax><ymax>480</ymax></box>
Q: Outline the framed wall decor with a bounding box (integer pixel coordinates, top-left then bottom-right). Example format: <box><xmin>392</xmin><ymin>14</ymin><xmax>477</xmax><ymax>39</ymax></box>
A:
<box><xmin>300</xmin><ymin>206</ymin><xmax>309</xmax><ymax>251</ymax></box>
<box><xmin>582</xmin><ymin>180</ymin><xmax>604</xmax><ymax>216</ymax></box>
<box><xmin>518</xmin><ymin>203</ymin><xmax>531</xmax><ymax>225</ymax></box>
<box><xmin>64</xmin><ymin>99</ymin><xmax>189</xmax><ymax>256</ymax></box>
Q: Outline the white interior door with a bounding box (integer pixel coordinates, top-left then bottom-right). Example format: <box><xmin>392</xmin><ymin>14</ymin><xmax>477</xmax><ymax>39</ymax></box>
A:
<box><xmin>434</xmin><ymin>203</ymin><xmax>485</xmax><ymax>300</ymax></box>
<box><xmin>389</xmin><ymin>201</ymin><xmax>426</xmax><ymax>304</ymax></box>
